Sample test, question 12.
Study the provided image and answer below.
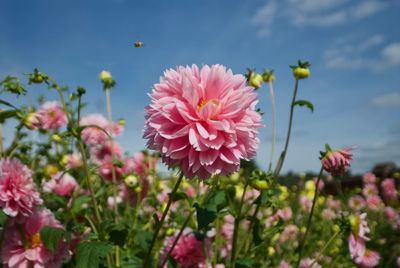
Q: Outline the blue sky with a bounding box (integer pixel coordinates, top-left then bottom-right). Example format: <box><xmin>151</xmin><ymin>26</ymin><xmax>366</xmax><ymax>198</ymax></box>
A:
<box><xmin>1</xmin><ymin>0</ymin><xmax>400</xmax><ymax>174</ymax></box>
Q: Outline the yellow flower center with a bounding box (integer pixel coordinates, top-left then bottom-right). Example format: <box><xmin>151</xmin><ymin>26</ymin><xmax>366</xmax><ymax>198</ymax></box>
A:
<box><xmin>30</xmin><ymin>233</ymin><xmax>42</xmax><ymax>248</ymax></box>
<box><xmin>197</xmin><ymin>99</ymin><xmax>219</xmax><ymax>111</ymax></box>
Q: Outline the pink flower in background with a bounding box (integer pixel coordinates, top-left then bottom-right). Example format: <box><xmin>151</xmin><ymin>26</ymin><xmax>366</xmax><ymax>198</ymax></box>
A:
<box><xmin>219</xmin><ymin>215</ymin><xmax>235</xmax><ymax>258</ymax></box>
<box><xmin>384</xmin><ymin>206</ymin><xmax>398</xmax><ymax>222</ymax></box>
<box><xmin>62</xmin><ymin>153</ymin><xmax>82</xmax><ymax>169</ymax></box>
<box><xmin>381</xmin><ymin>178</ymin><xmax>397</xmax><ymax>199</ymax></box>
<box><xmin>90</xmin><ymin>141</ymin><xmax>123</xmax><ymax>164</ymax></box>
<box><xmin>160</xmin><ymin>228</ymin><xmax>210</xmax><ymax>268</ymax></box>
<box><xmin>357</xmin><ymin>249</ymin><xmax>380</xmax><ymax>268</ymax></box>
<box><xmin>349</xmin><ymin>234</ymin><xmax>366</xmax><ymax>261</ymax></box>
<box><xmin>279</xmin><ymin>260</ymin><xmax>292</xmax><ymax>268</ymax></box>
<box><xmin>366</xmin><ymin>195</ymin><xmax>383</xmax><ymax>211</ymax></box>
<box><xmin>299</xmin><ymin>258</ymin><xmax>321</xmax><ymax>268</ymax></box>
<box><xmin>80</xmin><ymin>114</ymin><xmax>123</xmax><ymax>145</ymax></box>
<box><xmin>326</xmin><ymin>197</ymin><xmax>341</xmax><ymax>211</ymax></box>
<box><xmin>300</xmin><ymin>195</ymin><xmax>312</xmax><ymax>212</ymax></box>
<box><xmin>321</xmin><ymin>147</ymin><xmax>353</xmax><ymax>176</ymax></box>
<box><xmin>363</xmin><ymin>184</ymin><xmax>379</xmax><ymax>198</ymax></box>
<box><xmin>43</xmin><ymin>172</ymin><xmax>78</xmax><ymax>197</ymax></box>
<box><xmin>279</xmin><ymin>224</ymin><xmax>299</xmax><ymax>244</ymax></box>
<box><xmin>143</xmin><ymin>64</ymin><xmax>262</xmax><ymax>179</ymax></box>
<box><xmin>348</xmin><ymin>195</ymin><xmax>366</xmax><ymax>211</ymax></box>
<box><xmin>0</xmin><ymin>158</ymin><xmax>42</xmax><ymax>217</ymax></box>
<box><xmin>363</xmin><ymin>172</ymin><xmax>376</xmax><ymax>185</ymax></box>
<box><xmin>322</xmin><ymin>208</ymin><xmax>336</xmax><ymax>219</ymax></box>
<box><xmin>37</xmin><ymin>101</ymin><xmax>67</xmax><ymax>130</ymax></box>
<box><xmin>107</xmin><ymin>196</ymin><xmax>122</xmax><ymax>209</ymax></box>
<box><xmin>123</xmin><ymin>152</ymin><xmax>157</xmax><ymax>178</ymax></box>
<box><xmin>98</xmin><ymin>156</ymin><xmax>124</xmax><ymax>182</ymax></box>
<box><xmin>277</xmin><ymin>207</ymin><xmax>293</xmax><ymax>221</ymax></box>
<box><xmin>1</xmin><ymin>208</ymin><xmax>69</xmax><ymax>268</ymax></box>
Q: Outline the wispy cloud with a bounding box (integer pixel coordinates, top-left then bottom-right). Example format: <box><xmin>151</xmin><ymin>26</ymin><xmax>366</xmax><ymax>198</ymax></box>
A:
<box><xmin>372</xmin><ymin>92</ymin><xmax>400</xmax><ymax>108</ymax></box>
<box><xmin>252</xmin><ymin>0</ymin><xmax>391</xmax><ymax>36</ymax></box>
<box><xmin>324</xmin><ymin>35</ymin><xmax>400</xmax><ymax>71</ymax></box>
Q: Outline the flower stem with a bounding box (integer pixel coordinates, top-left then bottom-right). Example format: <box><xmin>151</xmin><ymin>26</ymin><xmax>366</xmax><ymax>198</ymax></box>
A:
<box><xmin>143</xmin><ymin>172</ymin><xmax>184</xmax><ymax>267</ymax></box>
<box><xmin>274</xmin><ymin>79</ymin><xmax>299</xmax><ymax>177</ymax></box>
<box><xmin>295</xmin><ymin>166</ymin><xmax>324</xmax><ymax>268</ymax></box>
<box><xmin>308</xmin><ymin>229</ymin><xmax>340</xmax><ymax>268</ymax></box>
<box><xmin>160</xmin><ymin>209</ymin><xmax>195</xmax><ymax>267</ymax></box>
<box><xmin>268</xmin><ymin>81</ymin><xmax>276</xmax><ymax>172</ymax></box>
<box><xmin>230</xmin><ymin>182</ymin><xmax>249</xmax><ymax>267</ymax></box>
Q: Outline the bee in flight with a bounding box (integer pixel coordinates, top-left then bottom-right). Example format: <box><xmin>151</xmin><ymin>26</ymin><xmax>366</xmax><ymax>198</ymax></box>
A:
<box><xmin>134</xmin><ymin>41</ymin><xmax>145</xmax><ymax>48</ymax></box>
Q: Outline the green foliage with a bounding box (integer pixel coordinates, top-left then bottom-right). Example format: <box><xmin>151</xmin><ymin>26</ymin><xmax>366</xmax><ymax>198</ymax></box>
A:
<box><xmin>294</xmin><ymin>100</ymin><xmax>314</xmax><ymax>113</ymax></box>
<box><xmin>75</xmin><ymin>241</ymin><xmax>113</xmax><ymax>268</ymax></box>
<box><xmin>40</xmin><ymin>227</ymin><xmax>66</xmax><ymax>253</ymax></box>
<box><xmin>0</xmin><ymin>76</ymin><xmax>26</xmax><ymax>95</ymax></box>
<box><xmin>193</xmin><ymin>202</ymin><xmax>217</xmax><ymax>230</ymax></box>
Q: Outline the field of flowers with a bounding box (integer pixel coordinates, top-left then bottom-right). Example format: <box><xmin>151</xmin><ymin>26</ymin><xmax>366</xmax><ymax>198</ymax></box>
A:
<box><xmin>0</xmin><ymin>63</ymin><xmax>399</xmax><ymax>268</ymax></box>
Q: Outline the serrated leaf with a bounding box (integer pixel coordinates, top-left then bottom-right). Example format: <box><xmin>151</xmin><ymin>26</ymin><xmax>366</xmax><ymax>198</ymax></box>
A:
<box><xmin>40</xmin><ymin>227</ymin><xmax>65</xmax><ymax>253</ymax></box>
<box><xmin>294</xmin><ymin>100</ymin><xmax>314</xmax><ymax>113</ymax></box>
<box><xmin>76</xmin><ymin>241</ymin><xmax>113</xmax><ymax>268</ymax></box>
<box><xmin>193</xmin><ymin>203</ymin><xmax>217</xmax><ymax>230</ymax></box>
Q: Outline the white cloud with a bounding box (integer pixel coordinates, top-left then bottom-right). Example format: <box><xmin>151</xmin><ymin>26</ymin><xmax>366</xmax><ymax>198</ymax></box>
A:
<box><xmin>252</xmin><ymin>0</ymin><xmax>392</xmax><ymax>35</ymax></box>
<box><xmin>252</xmin><ymin>0</ymin><xmax>277</xmax><ymax>37</ymax></box>
<box><xmin>324</xmin><ymin>36</ymin><xmax>400</xmax><ymax>71</ymax></box>
<box><xmin>372</xmin><ymin>92</ymin><xmax>400</xmax><ymax>108</ymax></box>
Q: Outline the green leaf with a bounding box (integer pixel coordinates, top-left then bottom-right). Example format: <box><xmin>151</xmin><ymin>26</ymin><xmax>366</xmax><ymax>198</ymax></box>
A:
<box><xmin>76</xmin><ymin>241</ymin><xmax>113</xmax><ymax>268</ymax></box>
<box><xmin>40</xmin><ymin>227</ymin><xmax>65</xmax><ymax>253</ymax></box>
<box><xmin>252</xmin><ymin>219</ymin><xmax>263</xmax><ymax>246</ymax></box>
<box><xmin>193</xmin><ymin>203</ymin><xmax>217</xmax><ymax>230</ymax></box>
<box><xmin>0</xmin><ymin>210</ymin><xmax>7</xmax><ymax>226</ymax></box>
<box><xmin>294</xmin><ymin>100</ymin><xmax>314</xmax><ymax>113</ymax></box>
<box><xmin>108</xmin><ymin>225</ymin><xmax>128</xmax><ymax>247</ymax></box>
<box><xmin>0</xmin><ymin>110</ymin><xmax>17</xmax><ymax>123</ymax></box>
<box><xmin>170</xmin><ymin>191</ymin><xmax>188</xmax><ymax>202</ymax></box>
<box><xmin>235</xmin><ymin>259</ymin><xmax>256</xmax><ymax>268</ymax></box>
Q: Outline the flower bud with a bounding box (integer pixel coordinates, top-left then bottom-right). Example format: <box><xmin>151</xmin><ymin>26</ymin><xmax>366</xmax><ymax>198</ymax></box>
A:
<box><xmin>251</xmin><ymin>179</ymin><xmax>270</xmax><ymax>191</ymax></box>
<box><xmin>290</xmin><ymin>60</ymin><xmax>311</xmax><ymax>80</ymax></box>
<box><xmin>99</xmin><ymin>70</ymin><xmax>112</xmax><ymax>83</ymax></box>
<box><xmin>249</xmin><ymin>73</ymin><xmax>263</xmax><ymax>89</ymax></box>
<box><xmin>51</xmin><ymin>134</ymin><xmax>62</xmax><ymax>143</ymax></box>
<box><xmin>262</xmin><ymin>69</ymin><xmax>276</xmax><ymax>83</ymax></box>
<box><xmin>44</xmin><ymin>164</ymin><xmax>59</xmax><ymax>177</ymax></box>
<box><xmin>124</xmin><ymin>175</ymin><xmax>139</xmax><ymax>187</ymax></box>
<box><xmin>25</xmin><ymin>112</ymin><xmax>41</xmax><ymax>130</ymax></box>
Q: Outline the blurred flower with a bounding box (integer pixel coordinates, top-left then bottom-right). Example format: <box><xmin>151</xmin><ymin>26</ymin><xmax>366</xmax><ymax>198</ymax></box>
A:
<box><xmin>99</xmin><ymin>70</ymin><xmax>112</xmax><ymax>84</ymax></box>
<box><xmin>322</xmin><ymin>208</ymin><xmax>336</xmax><ymax>219</ymax></box>
<box><xmin>24</xmin><ymin>112</ymin><xmax>41</xmax><ymax>130</ymax></box>
<box><xmin>37</xmin><ymin>101</ymin><xmax>67</xmax><ymax>130</ymax></box>
<box><xmin>349</xmin><ymin>213</ymin><xmax>370</xmax><ymax>241</ymax></box>
<box><xmin>384</xmin><ymin>206</ymin><xmax>398</xmax><ymax>223</ymax></box>
<box><xmin>61</xmin><ymin>153</ymin><xmax>82</xmax><ymax>169</ymax></box>
<box><xmin>363</xmin><ymin>172</ymin><xmax>376</xmax><ymax>184</ymax></box>
<box><xmin>277</xmin><ymin>207</ymin><xmax>292</xmax><ymax>221</ymax></box>
<box><xmin>43</xmin><ymin>172</ymin><xmax>78</xmax><ymax>197</ymax></box>
<box><xmin>349</xmin><ymin>234</ymin><xmax>366</xmax><ymax>262</ymax></box>
<box><xmin>279</xmin><ymin>224</ymin><xmax>299</xmax><ymax>244</ymax></box>
<box><xmin>299</xmin><ymin>258</ymin><xmax>321</xmax><ymax>268</ymax></box>
<box><xmin>90</xmin><ymin>141</ymin><xmax>123</xmax><ymax>163</ymax></box>
<box><xmin>80</xmin><ymin>114</ymin><xmax>123</xmax><ymax>145</ymax></box>
<box><xmin>1</xmin><ymin>208</ymin><xmax>70</xmax><ymax>268</ymax></box>
<box><xmin>160</xmin><ymin>228</ymin><xmax>210</xmax><ymax>268</ymax></box>
<box><xmin>279</xmin><ymin>260</ymin><xmax>292</xmax><ymax>268</ymax></box>
<box><xmin>381</xmin><ymin>178</ymin><xmax>397</xmax><ymax>199</ymax></box>
<box><xmin>0</xmin><ymin>158</ymin><xmax>42</xmax><ymax>217</ymax></box>
<box><xmin>143</xmin><ymin>64</ymin><xmax>262</xmax><ymax>179</ymax></box>
<box><xmin>98</xmin><ymin>156</ymin><xmax>124</xmax><ymax>182</ymax></box>
<box><xmin>107</xmin><ymin>196</ymin><xmax>122</xmax><ymax>210</ymax></box>
<box><xmin>366</xmin><ymin>195</ymin><xmax>383</xmax><ymax>211</ymax></box>
<box><xmin>356</xmin><ymin>249</ymin><xmax>380</xmax><ymax>268</ymax></box>
<box><xmin>300</xmin><ymin>195</ymin><xmax>312</xmax><ymax>212</ymax></box>
<box><xmin>363</xmin><ymin>184</ymin><xmax>379</xmax><ymax>198</ymax></box>
<box><xmin>348</xmin><ymin>195</ymin><xmax>366</xmax><ymax>211</ymax></box>
<box><xmin>320</xmin><ymin>146</ymin><xmax>353</xmax><ymax>176</ymax></box>
<box><xmin>123</xmin><ymin>152</ymin><xmax>157</xmax><ymax>178</ymax></box>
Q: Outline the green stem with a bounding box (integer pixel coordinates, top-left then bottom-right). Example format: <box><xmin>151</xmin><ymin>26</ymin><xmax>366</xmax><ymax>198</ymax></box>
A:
<box><xmin>295</xmin><ymin>166</ymin><xmax>324</xmax><ymax>268</ymax></box>
<box><xmin>308</xmin><ymin>229</ymin><xmax>340</xmax><ymax>268</ymax></box>
<box><xmin>160</xmin><ymin>209</ymin><xmax>195</xmax><ymax>267</ymax></box>
<box><xmin>105</xmin><ymin>88</ymin><xmax>120</xmax><ymax>267</ymax></box>
<box><xmin>274</xmin><ymin>78</ymin><xmax>299</xmax><ymax>177</ymax></box>
<box><xmin>143</xmin><ymin>173</ymin><xmax>184</xmax><ymax>267</ymax></box>
<box><xmin>230</xmin><ymin>182</ymin><xmax>249</xmax><ymax>267</ymax></box>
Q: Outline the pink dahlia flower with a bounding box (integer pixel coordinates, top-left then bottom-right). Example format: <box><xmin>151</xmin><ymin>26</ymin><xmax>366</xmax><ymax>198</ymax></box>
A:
<box><xmin>363</xmin><ymin>172</ymin><xmax>376</xmax><ymax>185</ymax></box>
<box><xmin>42</xmin><ymin>172</ymin><xmax>78</xmax><ymax>197</ymax></box>
<box><xmin>381</xmin><ymin>178</ymin><xmax>397</xmax><ymax>199</ymax></box>
<box><xmin>143</xmin><ymin>64</ymin><xmax>262</xmax><ymax>179</ymax></box>
<box><xmin>123</xmin><ymin>152</ymin><xmax>157</xmax><ymax>178</ymax></box>
<box><xmin>348</xmin><ymin>195</ymin><xmax>366</xmax><ymax>211</ymax></box>
<box><xmin>90</xmin><ymin>141</ymin><xmax>123</xmax><ymax>164</ymax></box>
<box><xmin>349</xmin><ymin>233</ymin><xmax>366</xmax><ymax>261</ymax></box>
<box><xmin>61</xmin><ymin>153</ymin><xmax>82</xmax><ymax>169</ymax></box>
<box><xmin>362</xmin><ymin>184</ymin><xmax>379</xmax><ymax>198</ymax></box>
<box><xmin>160</xmin><ymin>228</ymin><xmax>210</xmax><ymax>268</ymax></box>
<box><xmin>277</xmin><ymin>207</ymin><xmax>293</xmax><ymax>221</ymax></box>
<box><xmin>384</xmin><ymin>206</ymin><xmax>398</xmax><ymax>222</ymax></box>
<box><xmin>321</xmin><ymin>147</ymin><xmax>353</xmax><ymax>176</ymax></box>
<box><xmin>1</xmin><ymin>208</ymin><xmax>70</xmax><ymax>268</ymax></box>
<box><xmin>80</xmin><ymin>114</ymin><xmax>123</xmax><ymax>145</ymax></box>
<box><xmin>356</xmin><ymin>249</ymin><xmax>380</xmax><ymax>268</ymax></box>
<box><xmin>98</xmin><ymin>156</ymin><xmax>124</xmax><ymax>182</ymax></box>
<box><xmin>37</xmin><ymin>101</ymin><xmax>67</xmax><ymax>130</ymax></box>
<box><xmin>366</xmin><ymin>195</ymin><xmax>383</xmax><ymax>212</ymax></box>
<box><xmin>350</xmin><ymin>213</ymin><xmax>370</xmax><ymax>241</ymax></box>
<box><xmin>0</xmin><ymin>158</ymin><xmax>42</xmax><ymax>217</ymax></box>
